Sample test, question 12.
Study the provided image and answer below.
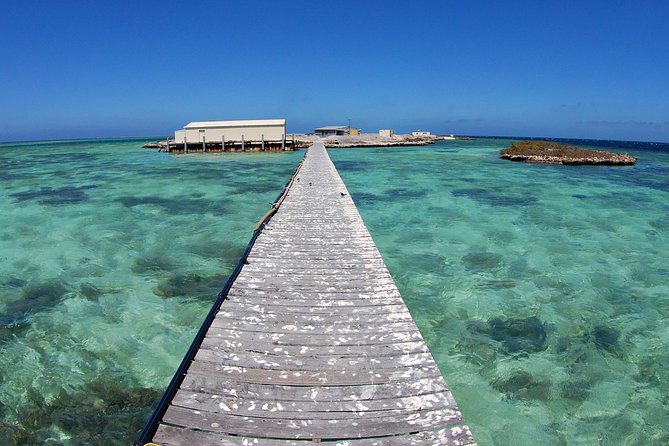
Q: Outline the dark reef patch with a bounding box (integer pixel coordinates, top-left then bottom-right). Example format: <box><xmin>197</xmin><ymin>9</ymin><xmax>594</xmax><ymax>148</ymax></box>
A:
<box><xmin>5</xmin><ymin>280</ymin><xmax>70</xmax><ymax>317</ymax></box>
<box><xmin>560</xmin><ymin>378</ymin><xmax>593</xmax><ymax>402</ymax></box>
<box><xmin>451</xmin><ymin>188</ymin><xmax>537</xmax><ymax>207</ymax></box>
<box><xmin>383</xmin><ymin>188</ymin><xmax>427</xmax><ymax>200</ymax></box>
<box><xmin>0</xmin><ymin>280</ymin><xmax>70</xmax><ymax>343</ymax></box>
<box><xmin>11</xmin><ymin>185</ymin><xmax>96</xmax><ymax>205</ymax></box>
<box><xmin>491</xmin><ymin>370</ymin><xmax>552</xmax><ymax>400</ymax></box>
<box><xmin>402</xmin><ymin>253</ymin><xmax>447</xmax><ymax>274</ymax></box>
<box><xmin>350</xmin><ymin>192</ymin><xmax>382</xmax><ymax>207</ymax></box>
<box><xmin>462</xmin><ymin>251</ymin><xmax>503</xmax><ymax>272</ymax></box>
<box><xmin>233</xmin><ymin>179</ymin><xmax>282</xmax><ymax>195</ymax></box>
<box><xmin>153</xmin><ymin>272</ymin><xmax>228</xmax><ymax>298</ymax></box>
<box><xmin>4</xmin><ymin>277</ymin><xmax>27</xmax><ymax>287</ymax></box>
<box><xmin>474</xmin><ymin>279</ymin><xmax>516</xmax><ymax>289</ymax></box>
<box><xmin>587</xmin><ymin>325</ymin><xmax>620</xmax><ymax>352</ymax></box>
<box><xmin>469</xmin><ymin>316</ymin><xmax>548</xmax><ymax>354</ymax></box>
<box><xmin>0</xmin><ymin>318</ymin><xmax>31</xmax><ymax>343</ymax></box>
<box><xmin>0</xmin><ymin>172</ymin><xmax>34</xmax><ymax>181</ymax></box>
<box><xmin>186</xmin><ymin>238</ymin><xmax>244</xmax><ymax>265</ymax></box>
<box><xmin>117</xmin><ymin>195</ymin><xmax>230</xmax><ymax>215</ymax></box>
<box><xmin>332</xmin><ymin>160</ymin><xmax>369</xmax><ymax>172</ymax></box>
<box><xmin>79</xmin><ymin>282</ymin><xmax>102</xmax><ymax>300</ymax></box>
<box><xmin>131</xmin><ymin>255</ymin><xmax>177</xmax><ymax>275</ymax></box>
<box><xmin>7</xmin><ymin>378</ymin><xmax>161</xmax><ymax>445</ymax></box>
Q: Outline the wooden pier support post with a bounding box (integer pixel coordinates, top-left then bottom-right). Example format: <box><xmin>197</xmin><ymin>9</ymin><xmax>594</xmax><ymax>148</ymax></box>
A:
<box><xmin>222</xmin><ymin>135</ymin><xmax>225</xmax><ymax>151</ymax></box>
<box><xmin>262</xmin><ymin>134</ymin><xmax>265</xmax><ymax>151</ymax></box>
<box><xmin>242</xmin><ymin>135</ymin><xmax>245</xmax><ymax>151</ymax></box>
<box><xmin>166</xmin><ymin>140</ymin><xmax>170</xmax><ymax>152</ymax></box>
<box><xmin>202</xmin><ymin>136</ymin><xmax>206</xmax><ymax>152</ymax></box>
<box><xmin>282</xmin><ymin>133</ymin><xmax>285</xmax><ymax>151</ymax></box>
<box><xmin>184</xmin><ymin>136</ymin><xmax>188</xmax><ymax>153</ymax></box>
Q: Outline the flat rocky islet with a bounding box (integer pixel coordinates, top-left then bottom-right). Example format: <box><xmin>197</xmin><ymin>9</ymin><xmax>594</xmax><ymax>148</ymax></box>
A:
<box><xmin>500</xmin><ymin>140</ymin><xmax>637</xmax><ymax>165</ymax></box>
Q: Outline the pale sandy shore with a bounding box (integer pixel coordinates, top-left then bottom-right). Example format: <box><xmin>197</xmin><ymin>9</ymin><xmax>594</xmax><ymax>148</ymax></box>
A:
<box><xmin>144</xmin><ymin>134</ymin><xmax>471</xmax><ymax>150</ymax></box>
<box><xmin>290</xmin><ymin>133</ymin><xmax>448</xmax><ymax>148</ymax></box>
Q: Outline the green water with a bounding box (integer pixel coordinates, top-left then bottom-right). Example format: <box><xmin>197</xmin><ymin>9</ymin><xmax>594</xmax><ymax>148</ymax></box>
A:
<box><xmin>0</xmin><ymin>139</ymin><xmax>302</xmax><ymax>444</ymax></box>
<box><xmin>0</xmin><ymin>137</ymin><xmax>668</xmax><ymax>445</ymax></box>
<box><xmin>330</xmin><ymin>140</ymin><xmax>669</xmax><ymax>445</ymax></box>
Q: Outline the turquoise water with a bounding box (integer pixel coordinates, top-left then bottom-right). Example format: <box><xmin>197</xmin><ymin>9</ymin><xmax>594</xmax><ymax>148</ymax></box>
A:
<box><xmin>0</xmin><ymin>137</ymin><xmax>667</xmax><ymax>445</ymax></box>
<box><xmin>0</xmin><ymin>139</ymin><xmax>302</xmax><ymax>444</ymax></box>
<box><xmin>330</xmin><ymin>140</ymin><xmax>669</xmax><ymax>445</ymax></box>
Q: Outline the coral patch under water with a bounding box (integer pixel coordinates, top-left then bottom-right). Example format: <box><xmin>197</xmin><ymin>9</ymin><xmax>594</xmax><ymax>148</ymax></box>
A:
<box><xmin>469</xmin><ymin>316</ymin><xmax>548</xmax><ymax>354</ymax></box>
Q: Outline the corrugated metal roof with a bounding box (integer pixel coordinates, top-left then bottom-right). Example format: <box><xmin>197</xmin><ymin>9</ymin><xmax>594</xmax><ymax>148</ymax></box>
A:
<box><xmin>184</xmin><ymin>119</ymin><xmax>285</xmax><ymax>129</ymax></box>
<box><xmin>314</xmin><ymin>126</ymin><xmax>349</xmax><ymax>131</ymax></box>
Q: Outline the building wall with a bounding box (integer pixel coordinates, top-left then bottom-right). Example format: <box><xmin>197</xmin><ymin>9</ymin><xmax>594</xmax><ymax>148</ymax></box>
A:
<box><xmin>379</xmin><ymin>129</ymin><xmax>394</xmax><ymax>137</ymax></box>
<box><xmin>175</xmin><ymin>124</ymin><xmax>285</xmax><ymax>143</ymax></box>
<box><xmin>411</xmin><ymin>131</ymin><xmax>432</xmax><ymax>137</ymax></box>
<box><xmin>315</xmin><ymin>129</ymin><xmax>345</xmax><ymax>137</ymax></box>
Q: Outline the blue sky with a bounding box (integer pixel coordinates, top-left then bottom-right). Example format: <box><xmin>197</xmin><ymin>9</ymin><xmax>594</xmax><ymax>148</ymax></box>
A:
<box><xmin>1</xmin><ymin>0</ymin><xmax>668</xmax><ymax>142</ymax></box>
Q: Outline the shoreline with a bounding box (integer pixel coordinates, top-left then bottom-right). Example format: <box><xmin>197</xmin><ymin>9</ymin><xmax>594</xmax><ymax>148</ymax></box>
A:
<box><xmin>292</xmin><ymin>133</ymin><xmax>474</xmax><ymax>148</ymax></box>
<box><xmin>143</xmin><ymin>133</ymin><xmax>475</xmax><ymax>151</ymax></box>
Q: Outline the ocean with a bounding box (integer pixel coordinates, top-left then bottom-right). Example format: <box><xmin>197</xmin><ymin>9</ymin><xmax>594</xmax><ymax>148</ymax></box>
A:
<box><xmin>0</xmin><ymin>137</ymin><xmax>667</xmax><ymax>445</ymax></box>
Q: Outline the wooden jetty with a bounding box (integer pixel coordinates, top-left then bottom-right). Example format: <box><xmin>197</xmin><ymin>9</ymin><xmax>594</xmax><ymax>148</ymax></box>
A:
<box><xmin>136</xmin><ymin>142</ymin><xmax>476</xmax><ymax>445</ymax></box>
<box><xmin>163</xmin><ymin>136</ymin><xmax>296</xmax><ymax>153</ymax></box>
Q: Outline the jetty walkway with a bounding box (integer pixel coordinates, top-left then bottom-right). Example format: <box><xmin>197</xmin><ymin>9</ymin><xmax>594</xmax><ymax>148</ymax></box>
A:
<box><xmin>137</xmin><ymin>142</ymin><xmax>475</xmax><ymax>445</ymax></box>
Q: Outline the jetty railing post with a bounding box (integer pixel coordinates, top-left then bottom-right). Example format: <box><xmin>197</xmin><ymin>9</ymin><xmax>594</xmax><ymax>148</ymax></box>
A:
<box><xmin>262</xmin><ymin>134</ymin><xmax>265</xmax><ymax>151</ymax></box>
<box><xmin>242</xmin><ymin>135</ymin><xmax>245</xmax><ymax>151</ymax></box>
<box><xmin>184</xmin><ymin>136</ymin><xmax>188</xmax><ymax>153</ymax></box>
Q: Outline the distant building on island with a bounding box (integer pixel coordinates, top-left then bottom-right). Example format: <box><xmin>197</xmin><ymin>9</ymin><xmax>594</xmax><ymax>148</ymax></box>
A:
<box><xmin>379</xmin><ymin>129</ymin><xmax>395</xmax><ymax>137</ymax></box>
<box><xmin>411</xmin><ymin>130</ymin><xmax>432</xmax><ymax>137</ymax></box>
<box><xmin>175</xmin><ymin>119</ymin><xmax>286</xmax><ymax>143</ymax></box>
<box><xmin>168</xmin><ymin>119</ymin><xmax>292</xmax><ymax>152</ymax></box>
<box><xmin>314</xmin><ymin>126</ymin><xmax>361</xmax><ymax>137</ymax></box>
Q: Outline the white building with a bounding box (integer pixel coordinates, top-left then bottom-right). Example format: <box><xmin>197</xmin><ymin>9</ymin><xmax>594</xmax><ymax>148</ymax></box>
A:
<box><xmin>411</xmin><ymin>130</ymin><xmax>432</xmax><ymax>137</ymax></box>
<box><xmin>379</xmin><ymin>129</ymin><xmax>394</xmax><ymax>137</ymax></box>
<box><xmin>314</xmin><ymin>126</ymin><xmax>350</xmax><ymax>137</ymax></box>
<box><xmin>174</xmin><ymin>119</ymin><xmax>286</xmax><ymax>144</ymax></box>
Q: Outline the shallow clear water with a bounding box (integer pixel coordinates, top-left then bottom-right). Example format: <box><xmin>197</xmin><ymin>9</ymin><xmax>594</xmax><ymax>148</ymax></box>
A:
<box><xmin>0</xmin><ymin>139</ymin><xmax>302</xmax><ymax>444</ymax></box>
<box><xmin>0</xmin><ymin>137</ymin><xmax>667</xmax><ymax>445</ymax></box>
<box><xmin>330</xmin><ymin>140</ymin><xmax>669</xmax><ymax>446</ymax></box>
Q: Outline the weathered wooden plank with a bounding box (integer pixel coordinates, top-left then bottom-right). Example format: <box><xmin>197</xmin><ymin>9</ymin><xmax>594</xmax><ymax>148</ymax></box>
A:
<box><xmin>162</xmin><ymin>405</ymin><xmax>463</xmax><ymax>439</ymax></box>
<box><xmin>199</xmin><ymin>336</ymin><xmax>429</xmax><ymax>357</ymax></box>
<box><xmin>220</xmin><ymin>300</ymin><xmax>410</xmax><ymax>315</ymax></box>
<box><xmin>154</xmin><ymin>424</ymin><xmax>477</xmax><ymax>446</ymax></box>
<box><xmin>209</xmin><ymin>318</ymin><xmax>420</xmax><ymax>335</ymax></box>
<box><xmin>230</xmin><ymin>283</ymin><xmax>400</xmax><ymax>293</ymax></box>
<box><xmin>242</xmin><ymin>263</ymin><xmax>390</xmax><ymax>273</ymax></box>
<box><xmin>193</xmin><ymin>347</ymin><xmax>438</xmax><ymax>371</ymax></box>
<box><xmin>171</xmin><ymin>391</ymin><xmax>454</xmax><ymax>419</ymax></box>
<box><xmin>233</xmin><ymin>276</ymin><xmax>397</xmax><ymax>287</ymax></box>
<box><xmin>236</xmin><ymin>269</ymin><xmax>392</xmax><ymax>279</ymax></box>
<box><xmin>215</xmin><ymin>309</ymin><xmax>414</xmax><ymax>325</ymax></box>
<box><xmin>204</xmin><ymin>327</ymin><xmax>426</xmax><ymax>346</ymax></box>
<box><xmin>180</xmin><ymin>374</ymin><xmax>449</xmax><ymax>402</ymax></box>
<box><xmin>187</xmin><ymin>361</ymin><xmax>442</xmax><ymax>386</ymax></box>
<box><xmin>227</xmin><ymin>286</ymin><xmax>403</xmax><ymax>300</ymax></box>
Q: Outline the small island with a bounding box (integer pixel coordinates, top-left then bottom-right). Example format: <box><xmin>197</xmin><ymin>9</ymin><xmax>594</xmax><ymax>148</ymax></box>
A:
<box><xmin>500</xmin><ymin>140</ymin><xmax>637</xmax><ymax>165</ymax></box>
